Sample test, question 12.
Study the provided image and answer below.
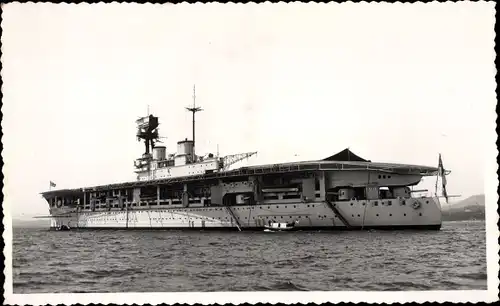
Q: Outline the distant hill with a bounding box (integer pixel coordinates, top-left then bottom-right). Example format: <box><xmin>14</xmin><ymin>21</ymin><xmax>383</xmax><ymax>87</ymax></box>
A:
<box><xmin>12</xmin><ymin>218</ymin><xmax>50</xmax><ymax>229</ymax></box>
<box><xmin>442</xmin><ymin>194</ymin><xmax>485</xmax><ymax>221</ymax></box>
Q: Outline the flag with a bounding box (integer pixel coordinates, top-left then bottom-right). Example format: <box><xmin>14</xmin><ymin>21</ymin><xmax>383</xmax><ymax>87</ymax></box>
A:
<box><xmin>438</xmin><ymin>154</ymin><xmax>447</xmax><ymax>186</ymax></box>
<box><xmin>50</xmin><ymin>181</ymin><xmax>56</xmax><ymax>188</ymax></box>
<box><xmin>438</xmin><ymin>154</ymin><xmax>448</xmax><ymax>203</ymax></box>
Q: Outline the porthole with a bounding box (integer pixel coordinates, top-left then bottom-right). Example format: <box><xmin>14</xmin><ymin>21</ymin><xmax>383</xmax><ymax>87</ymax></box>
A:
<box><xmin>419</xmin><ymin>213</ymin><xmax>422</xmax><ymax>216</ymax></box>
<box><xmin>376</xmin><ymin>214</ymin><xmax>379</xmax><ymax>216</ymax></box>
<box><xmin>389</xmin><ymin>214</ymin><xmax>392</xmax><ymax>216</ymax></box>
<box><xmin>285</xmin><ymin>206</ymin><xmax>287</xmax><ymax>208</ymax></box>
<box><xmin>362</xmin><ymin>202</ymin><xmax>365</xmax><ymax>206</ymax></box>
<box><xmin>357</xmin><ymin>214</ymin><xmax>360</xmax><ymax>217</ymax></box>
<box><xmin>294</xmin><ymin>205</ymin><xmax>296</xmax><ymax>208</ymax></box>
<box><xmin>404</xmin><ymin>213</ymin><xmax>406</xmax><ymax>216</ymax></box>
<box><xmin>378</xmin><ymin>175</ymin><xmax>381</xmax><ymax>179</ymax></box>
<box><xmin>426</xmin><ymin>200</ymin><xmax>429</xmax><ymax>204</ymax></box>
<box><xmin>350</xmin><ymin>203</ymin><xmax>353</xmax><ymax>206</ymax></box>
<box><xmin>351</xmin><ymin>214</ymin><xmax>354</xmax><ymax>217</ymax></box>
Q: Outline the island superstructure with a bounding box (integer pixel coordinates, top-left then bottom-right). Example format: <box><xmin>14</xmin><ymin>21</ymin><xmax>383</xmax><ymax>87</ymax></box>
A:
<box><xmin>40</xmin><ymin>88</ymin><xmax>450</xmax><ymax>231</ymax></box>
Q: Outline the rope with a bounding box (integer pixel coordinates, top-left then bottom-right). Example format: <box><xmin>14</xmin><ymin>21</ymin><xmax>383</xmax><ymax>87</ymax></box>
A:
<box><xmin>361</xmin><ymin>171</ymin><xmax>371</xmax><ymax>230</ymax></box>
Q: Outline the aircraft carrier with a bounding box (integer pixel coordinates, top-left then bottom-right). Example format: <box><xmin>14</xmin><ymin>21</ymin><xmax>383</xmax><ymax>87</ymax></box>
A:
<box><xmin>40</xmin><ymin>87</ymin><xmax>451</xmax><ymax>231</ymax></box>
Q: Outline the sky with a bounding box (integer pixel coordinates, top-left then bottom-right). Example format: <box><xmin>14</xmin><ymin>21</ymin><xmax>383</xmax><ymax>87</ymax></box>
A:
<box><xmin>2</xmin><ymin>2</ymin><xmax>497</xmax><ymax>220</ymax></box>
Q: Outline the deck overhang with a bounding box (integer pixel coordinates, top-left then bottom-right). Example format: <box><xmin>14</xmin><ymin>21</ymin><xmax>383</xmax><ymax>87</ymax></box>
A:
<box><xmin>40</xmin><ymin>160</ymin><xmax>446</xmax><ymax>196</ymax></box>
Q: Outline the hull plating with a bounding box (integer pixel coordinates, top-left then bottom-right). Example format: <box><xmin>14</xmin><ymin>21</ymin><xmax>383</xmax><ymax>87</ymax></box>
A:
<box><xmin>49</xmin><ymin>197</ymin><xmax>442</xmax><ymax>231</ymax></box>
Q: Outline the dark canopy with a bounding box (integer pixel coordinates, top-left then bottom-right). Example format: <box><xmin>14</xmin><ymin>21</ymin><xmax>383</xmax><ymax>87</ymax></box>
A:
<box><xmin>322</xmin><ymin>148</ymin><xmax>370</xmax><ymax>162</ymax></box>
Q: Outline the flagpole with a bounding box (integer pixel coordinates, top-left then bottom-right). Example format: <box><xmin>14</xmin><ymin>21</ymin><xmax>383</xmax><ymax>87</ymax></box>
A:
<box><xmin>435</xmin><ymin>154</ymin><xmax>441</xmax><ymax>194</ymax></box>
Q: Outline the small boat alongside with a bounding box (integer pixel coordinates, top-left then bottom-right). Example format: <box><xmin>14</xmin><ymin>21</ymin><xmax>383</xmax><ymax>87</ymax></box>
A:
<box><xmin>264</xmin><ymin>220</ymin><xmax>299</xmax><ymax>232</ymax></box>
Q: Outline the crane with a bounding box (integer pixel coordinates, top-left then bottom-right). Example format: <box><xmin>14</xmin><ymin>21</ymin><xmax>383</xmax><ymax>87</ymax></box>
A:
<box><xmin>220</xmin><ymin>152</ymin><xmax>257</xmax><ymax>171</ymax></box>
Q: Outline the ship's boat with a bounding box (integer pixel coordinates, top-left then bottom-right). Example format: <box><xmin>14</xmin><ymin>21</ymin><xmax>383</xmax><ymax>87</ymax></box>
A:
<box><xmin>264</xmin><ymin>221</ymin><xmax>298</xmax><ymax>232</ymax></box>
<box><xmin>37</xmin><ymin>87</ymin><xmax>452</xmax><ymax>232</ymax></box>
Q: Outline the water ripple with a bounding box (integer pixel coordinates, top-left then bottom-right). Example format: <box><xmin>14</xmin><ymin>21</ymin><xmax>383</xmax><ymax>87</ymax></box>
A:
<box><xmin>13</xmin><ymin>220</ymin><xmax>487</xmax><ymax>292</ymax></box>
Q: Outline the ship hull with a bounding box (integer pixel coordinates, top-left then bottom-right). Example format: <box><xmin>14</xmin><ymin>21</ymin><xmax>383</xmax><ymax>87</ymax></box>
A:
<box><xmin>48</xmin><ymin>225</ymin><xmax>441</xmax><ymax>231</ymax></box>
<box><xmin>47</xmin><ymin>197</ymin><xmax>442</xmax><ymax>231</ymax></box>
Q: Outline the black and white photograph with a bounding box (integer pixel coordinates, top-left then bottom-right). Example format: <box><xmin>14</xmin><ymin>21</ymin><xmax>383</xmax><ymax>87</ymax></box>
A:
<box><xmin>2</xmin><ymin>2</ymin><xmax>498</xmax><ymax>305</ymax></box>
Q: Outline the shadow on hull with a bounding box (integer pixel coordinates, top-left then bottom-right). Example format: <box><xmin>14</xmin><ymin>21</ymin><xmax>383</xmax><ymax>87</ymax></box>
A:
<box><xmin>55</xmin><ymin>225</ymin><xmax>71</xmax><ymax>231</ymax></box>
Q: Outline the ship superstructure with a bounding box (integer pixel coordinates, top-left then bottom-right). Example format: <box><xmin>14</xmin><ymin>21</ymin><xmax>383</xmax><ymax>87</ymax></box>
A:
<box><xmin>40</xmin><ymin>88</ymin><xmax>451</xmax><ymax>231</ymax></box>
<box><xmin>133</xmin><ymin>86</ymin><xmax>256</xmax><ymax>181</ymax></box>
